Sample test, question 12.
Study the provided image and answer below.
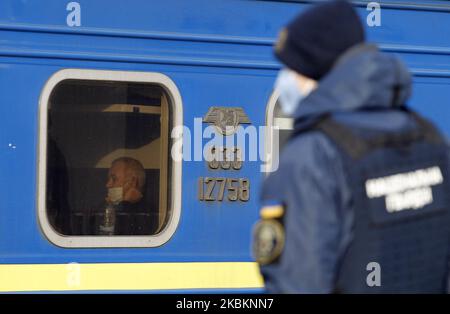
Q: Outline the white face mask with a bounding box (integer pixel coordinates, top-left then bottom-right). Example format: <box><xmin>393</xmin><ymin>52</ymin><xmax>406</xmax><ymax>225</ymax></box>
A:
<box><xmin>275</xmin><ymin>69</ymin><xmax>316</xmax><ymax>116</ymax></box>
<box><xmin>108</xmin><ymin>187</ymin><xmax>123</xmax><ymax>204</ymax></box>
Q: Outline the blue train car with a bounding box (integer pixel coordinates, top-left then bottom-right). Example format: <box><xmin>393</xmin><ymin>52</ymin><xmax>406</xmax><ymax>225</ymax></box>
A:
<box><xmin>0</xmin><ymin>0</ymin><xmax>449</xmax><ymax>293</ymax></box>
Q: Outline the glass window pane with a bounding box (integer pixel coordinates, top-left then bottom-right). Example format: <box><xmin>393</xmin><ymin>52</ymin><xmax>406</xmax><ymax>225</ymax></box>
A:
<box><xmin>46</xmin><ymin>80</ymin><xmax>171</xmax><ymax>236</ymax></box>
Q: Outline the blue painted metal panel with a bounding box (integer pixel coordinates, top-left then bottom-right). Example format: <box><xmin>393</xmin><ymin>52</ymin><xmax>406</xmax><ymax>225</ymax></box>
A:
<box><xmin>0</xmin><ymin>0</ymin><xmax>449</xmax><ymax>289</ymax></box>
<box><xmin>0</xmin><ymin>60</ymin><xmax>272</xmax><ymax>264</ymax></box>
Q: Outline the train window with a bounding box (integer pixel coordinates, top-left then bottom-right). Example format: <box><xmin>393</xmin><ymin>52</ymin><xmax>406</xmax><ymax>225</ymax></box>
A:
<box><xmin>38</xmin><ymin>69</ymin><xmax>182</xmax><ymax>247</ymax></box>
<box><xmin>265</xmin><ymin>90</ymin><xmax>293</xmax><ymax>173</ymax></box>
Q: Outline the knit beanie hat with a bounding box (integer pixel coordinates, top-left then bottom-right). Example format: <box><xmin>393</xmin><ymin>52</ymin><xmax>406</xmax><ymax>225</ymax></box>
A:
<box><xmin>275</xmin><ymin>0</ymin><xmax>365</xmax><ymax>80</ymax></box>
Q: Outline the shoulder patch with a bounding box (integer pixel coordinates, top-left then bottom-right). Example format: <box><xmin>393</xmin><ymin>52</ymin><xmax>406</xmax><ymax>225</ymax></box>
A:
<box><xmin>260</xmin><ymin>205</ymin><xmax>284</xmax><ymax>219</ymax></box>
<box><xmin>252</xmin><ymin>219</ymin><xmax>285</xmax><ymax>265</ymax></box>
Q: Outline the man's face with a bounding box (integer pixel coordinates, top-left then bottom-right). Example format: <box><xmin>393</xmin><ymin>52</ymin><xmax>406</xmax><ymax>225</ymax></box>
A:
<box><xmin>106</xmin><ymin>161</ymin><xmax>128</xmax><ymax>190</ymax></box>
<box><xmin>105</xmin><ymin>160</ymin><xmax>142</xmax><ymax>204</ymax></box>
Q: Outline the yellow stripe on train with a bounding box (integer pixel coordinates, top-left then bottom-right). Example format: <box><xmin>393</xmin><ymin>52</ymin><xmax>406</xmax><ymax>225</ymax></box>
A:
<box><xmin>0</xmin><ymin>262</ymin><xmax>264</xmax><ymax>292</ymax></box>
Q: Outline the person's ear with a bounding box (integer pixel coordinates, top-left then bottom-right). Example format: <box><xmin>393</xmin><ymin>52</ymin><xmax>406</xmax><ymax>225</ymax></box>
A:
<box><xmin>123</xmin><ymin>176</ymin><xmax>143</xmax><ymax>203</ymax></box>
<box><xmin>129</xmin><ymin>176</ymin><xmax>139</xmax><ymax>189</ymax></box>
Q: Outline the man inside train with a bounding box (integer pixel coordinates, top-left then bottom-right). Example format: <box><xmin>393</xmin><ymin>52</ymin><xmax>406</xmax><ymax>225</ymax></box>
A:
<box><xmin>89</xmin><ymin>157</ymin><xmax>157</xmax><ymax>235</ymax></box>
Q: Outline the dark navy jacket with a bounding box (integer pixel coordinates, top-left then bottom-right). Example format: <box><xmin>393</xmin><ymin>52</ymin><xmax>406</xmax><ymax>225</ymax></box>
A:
<box><xmin>260</xmin><ymin>44</ymin><xmax>450</xmax><ymax>293</ymax></box>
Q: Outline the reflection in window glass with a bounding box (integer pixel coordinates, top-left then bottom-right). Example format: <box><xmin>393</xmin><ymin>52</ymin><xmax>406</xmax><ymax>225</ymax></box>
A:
<box><xmin>46</xmin><ymin>80</ymin><xmax>171</xmax><ymax>236</ymax></box>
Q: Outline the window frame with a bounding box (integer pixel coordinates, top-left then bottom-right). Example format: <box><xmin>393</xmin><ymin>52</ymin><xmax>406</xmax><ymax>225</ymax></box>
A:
<box><xmin>37</xmin><ymin>69</ymin><xmax>183</xmax><ymax>248</ymax></box>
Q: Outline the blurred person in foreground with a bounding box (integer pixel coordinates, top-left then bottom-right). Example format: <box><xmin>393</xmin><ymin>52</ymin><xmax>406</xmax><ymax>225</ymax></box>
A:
<box><xmin>253</xmin><ymin>0</ymin><xmax>450</xmax><ymax>293</ymax></box>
